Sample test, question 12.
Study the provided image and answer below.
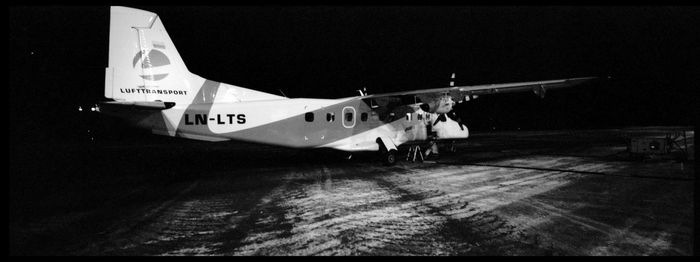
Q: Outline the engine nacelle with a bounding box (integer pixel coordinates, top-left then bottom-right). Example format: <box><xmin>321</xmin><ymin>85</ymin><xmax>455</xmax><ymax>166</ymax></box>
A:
<box><xmin>421</xmin><ymin>95</ymin><xmax>454</xmax><ymax>114</ymax></box>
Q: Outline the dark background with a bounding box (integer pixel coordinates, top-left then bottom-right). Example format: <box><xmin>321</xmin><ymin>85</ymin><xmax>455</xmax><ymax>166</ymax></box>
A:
<box><xmin>8</xmin><ymin>6</ymin><xmax>699</xmax><ymax>254</ymax></box>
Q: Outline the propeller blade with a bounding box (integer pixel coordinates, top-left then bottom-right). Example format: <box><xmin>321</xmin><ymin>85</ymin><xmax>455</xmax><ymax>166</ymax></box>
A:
<box><xmin>433</xmin><ymin>113</ymin><xmax>446</xmax><ymax>126</ymax></box>
<box><xmin>446</xmin><ymin>109</ymin><xmax>466</xmax><ymax>131</ymax></box>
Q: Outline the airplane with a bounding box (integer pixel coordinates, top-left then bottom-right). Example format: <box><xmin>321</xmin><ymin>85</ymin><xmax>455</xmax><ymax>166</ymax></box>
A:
<box><xmin>98</xmin><ymin>6</ymin><xmax>596</xmax><ymax>165</ymax></box>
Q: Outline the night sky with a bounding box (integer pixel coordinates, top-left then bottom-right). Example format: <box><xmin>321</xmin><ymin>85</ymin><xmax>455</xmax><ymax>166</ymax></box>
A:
<box><xmin>9</xmin><ymin>5</ymin><xmax>699</xmax><ymax>146</ymax></box>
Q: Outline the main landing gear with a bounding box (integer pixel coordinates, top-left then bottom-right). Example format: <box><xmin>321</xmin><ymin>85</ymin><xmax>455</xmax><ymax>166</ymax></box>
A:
<box><xmin>383</xmin><ymin>149</ymin><xmax>398</xmax><ymax>166</ymax></box>
<box><xmin>375</xmin><ymin>137</ymin><xmax>398</xmax><ymax>166</ymax></box>
<box><xmin>376</xmin><ymin>137</ymin><xmax>398</xmax><ymax>166</ymax></box>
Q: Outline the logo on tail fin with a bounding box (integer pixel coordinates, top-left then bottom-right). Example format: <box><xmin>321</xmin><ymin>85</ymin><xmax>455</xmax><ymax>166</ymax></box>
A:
<box><xmin>132</xmin><ymin>49</ymin><xmax>170</xmax><ymax>81</ymax></box>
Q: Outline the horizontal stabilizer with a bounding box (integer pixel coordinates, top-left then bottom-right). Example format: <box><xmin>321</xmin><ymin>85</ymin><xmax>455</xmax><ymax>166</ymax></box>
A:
<box><xmin>100</xmin><ymin>100</ymin><xmax>176</xmax><ymax>110</ymax></box>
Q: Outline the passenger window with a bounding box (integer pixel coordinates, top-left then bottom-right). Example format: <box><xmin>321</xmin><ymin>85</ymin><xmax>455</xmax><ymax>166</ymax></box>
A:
<box><xmin>361</xmin><ymin>112</ymin><xmax>368</xmax><ymax>121</ymax></box>
<box><xmin>342</xmin><ymin>107</ymin><xmax>356</xmax><ymax>128</ymax></box>
<box><xmin>305</xmin><ymin>112</ymin><xmax>314</xmax><ymax>122</ymax></box>
<box><xmin>326</xmin><ymin>112</ymin><xmax>335</xmax><ymax>122</ymax></box>
<box><xmin>405</xmin><ymin>113</ymin><xmax>412</xmax><ymax>121</ymax></box>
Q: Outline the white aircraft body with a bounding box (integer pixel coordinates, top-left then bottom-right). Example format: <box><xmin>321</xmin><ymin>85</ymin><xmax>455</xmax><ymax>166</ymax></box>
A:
<box><xmin>99</xmin><ymin>6</ymin><xmax>595</xmax><ymax>164</ymax></box>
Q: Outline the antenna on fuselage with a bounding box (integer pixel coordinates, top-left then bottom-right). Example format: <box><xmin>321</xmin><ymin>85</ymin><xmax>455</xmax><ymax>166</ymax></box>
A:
<box><xmin>357</xmin><ymin>86</ymin><xmax>368</xmax><ymax>96</ymax></box>
<box><xmin>450</xmin><ymin>73</ymin><xmax>465</xmax><ymax>103</ymax></box>
<box><xmin>277</xmin><ymin>89</ymin><xmax>287</xmax><ymax>98</ymax></box>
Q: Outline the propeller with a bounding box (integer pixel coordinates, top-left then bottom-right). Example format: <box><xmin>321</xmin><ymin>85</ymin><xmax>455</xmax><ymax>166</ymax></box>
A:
<box><xmin>433</xmin><ymin>113</ymin><xmax>447</xmax><ymax>126</ymax></box>
<box><xmin>421</xmin><ymin>73</ymin><xmax>468</xmax><ymax>130</ymax></box>
<box><xmin>418</xmin><ymin>94</ymin><xmax>465</xmax><ymax>129</ymax></box>
<box><xmin>446</xmin><ymin>106</ymin><xmax>467</xmax><ymax>131</ymax></box>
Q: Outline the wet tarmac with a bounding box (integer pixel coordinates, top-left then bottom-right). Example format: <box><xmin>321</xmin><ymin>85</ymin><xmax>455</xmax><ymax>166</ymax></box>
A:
<box><xmin>9</xmin><ymin>127</ymin><xmax>694</xmax><ymax>255</ymax></box>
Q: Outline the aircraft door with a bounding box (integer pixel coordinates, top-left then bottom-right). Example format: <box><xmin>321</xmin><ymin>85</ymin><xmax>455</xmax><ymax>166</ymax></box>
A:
<box><xmin>342</xmin><ymin>107</ymin><xmax>356</xmax><ymax>128</ymax></box>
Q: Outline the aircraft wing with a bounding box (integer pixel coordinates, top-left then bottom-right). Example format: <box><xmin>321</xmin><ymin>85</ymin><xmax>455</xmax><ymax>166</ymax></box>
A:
<box><xmin>362</xmin><ymin>77</ymin><xmax>597</xmax><ymax>116</ymax></box>
<box><xmin>365</xmin><ymin>76</ymin><xmax>596</xmax><ymax>101</ymax></box>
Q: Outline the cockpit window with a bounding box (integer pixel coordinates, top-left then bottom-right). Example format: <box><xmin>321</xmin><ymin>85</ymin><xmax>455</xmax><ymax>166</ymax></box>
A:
<box><xmin>305</xmin><ymin>112</ymin><xmax>314</xmax><ymax>122</ymax></box>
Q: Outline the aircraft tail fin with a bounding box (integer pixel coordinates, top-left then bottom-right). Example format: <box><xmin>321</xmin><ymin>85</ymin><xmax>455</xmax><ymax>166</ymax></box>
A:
<box><xmin>105</xmin><ymin>6</ymin><xmax>285</xmax><ymax>104</ymax></box>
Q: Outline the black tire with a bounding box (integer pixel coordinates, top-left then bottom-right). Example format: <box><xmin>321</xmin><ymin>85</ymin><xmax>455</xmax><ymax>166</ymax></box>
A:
<box><xmin>384</xmin><ymin>149</ymin><xmax>397</xmax><ymax>166</ymax></box>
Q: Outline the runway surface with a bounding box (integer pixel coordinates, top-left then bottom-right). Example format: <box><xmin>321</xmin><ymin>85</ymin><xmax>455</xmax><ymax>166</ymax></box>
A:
<box><xmin>9</xmin><ymin>127</ymin><xmax>694</xmax><ymax>255</ymax></box>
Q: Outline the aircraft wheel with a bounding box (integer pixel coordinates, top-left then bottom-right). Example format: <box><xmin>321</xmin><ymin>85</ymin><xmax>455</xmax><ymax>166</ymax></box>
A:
<box><xmin>384</xmin><ymin>149</ymin><xmax>397</xmax><ymax>166</ymax></box>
